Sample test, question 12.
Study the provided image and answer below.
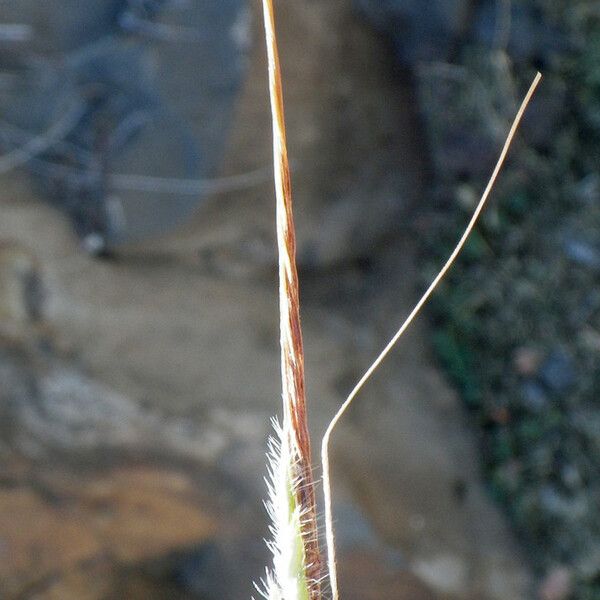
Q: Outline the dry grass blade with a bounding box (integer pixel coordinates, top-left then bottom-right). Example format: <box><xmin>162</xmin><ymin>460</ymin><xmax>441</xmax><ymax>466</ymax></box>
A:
<box><xmin>261</xmin><ymin>0</ymin><xmax>322</xmax><ymax>597</ymax></box>
<box><xmin>321</xmin><ymin>71</ymin><xmax>542</xmax><ymax>600</ymax></box>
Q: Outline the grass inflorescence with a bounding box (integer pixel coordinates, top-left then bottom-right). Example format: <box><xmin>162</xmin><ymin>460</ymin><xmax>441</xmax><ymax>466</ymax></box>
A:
<box><xmin>257</xmin><ymin>3</ymin><xmax>540</xmax><ymax>599</ymax></box>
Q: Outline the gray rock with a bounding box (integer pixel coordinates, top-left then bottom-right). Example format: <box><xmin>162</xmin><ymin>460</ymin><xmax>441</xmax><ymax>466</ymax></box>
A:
<box><xmin>354</xmin><ymin>0</ymin><xmax>470</xmax><ymax>65</ymax></box>
<box><xmin>102</xmin><ymin>0</ymin><xmax>253</xmax><ymax>245</ymax></box>
<box><xmin>539</xmin><ymin>350</ymin><xmax>576</xmax><ymax>393</ymax></box>
<box><xmin>572</xmin><ymin>410</ymin><xmax>600</xmax><ymax>458</ymax></box>
<box><xmin>417</xmin><ymin>63</ymin><xmax>498</xmax><ymax>181</ymax></box>
<box><xmin>563</xmin><ymin>237</ymin><xmax>600</xmax><ymax>270</ymax></box>
<box><xmin>0</xmin><ymin>242</ymin><xmax>44</xmax><ymax>327</ymax></box>
<box><xmin>560</xmin><ymin>464</ymin><xmax>582</xmax><ymax>491</ymax></box>
<box><xmin>538</xmin><ymin>566</ymin><xmax>573</xmax><ymax>600</ymax></box>
<box><xmin>520</xmin><ymin>380</ymin><xmax>549</xmax><ymax>413</ymax></box>
<box><xmin>539</xmin><ymin>486</ymin><xmax>588</xmax><ymax>520</ymax></box>
<box><xmin>0</xmin><ymin>1</ymin><xmax>251</xmax><ymax>249</ymax></box>
<box><xmin>513</xmin><ymin>347</ymin><xmax>542</xmax><ymax>377</ymax></box>
<box><xmin>574</xmin><ymin>174</ymin><xmax>600</xmax><ymax>204</ymax></box>
<box><xmin>472</xmin><ymin>1</ymin><xmax>568</xmax><ymax>65</ymax></box>
<box><xmin>355</xmin><ymin>0</ymin><xmax>568</xmax><ymax>70</ymax></box>
<box><xmin>0</xmin><ymin>0</ymin><xmax>123</xmax><ymax>55</ymax></box>
<box><xmin>574</xmin><ymin>546</ymin><xmax>600</xmax><ymax>579</ymax></box>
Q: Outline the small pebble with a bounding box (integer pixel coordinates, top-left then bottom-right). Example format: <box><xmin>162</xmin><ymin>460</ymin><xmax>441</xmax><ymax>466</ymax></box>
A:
<box><xmin>560</xmin><ymin>464</ymin><xmax>582</xmax><ymax>490</ymax></box>
<box><xmin>173</xmin><ymin>542</ymin><xmax>223</xmax><ymax>596</ymax></box>
<box><xmin>539</xmin><ymin>350</ymin><xmax>575</xmax><ymax>393</ymax></box>
<box><xmin>574</xmin><ymin>173</ymin><xmax>600</xmax><ymax>204</ymax></box>
<box><xmin>456</xmin><ymin>183</ymin><xmax>478</xmax><ymax>211</ymax></box>
<box><xmin>496</xmin><ymin>460</ymin><xmax>522</xmax><ymax>492</ymax></box>
<box><xmin>563</xmin><ymin>237</ymin><xmax>600</xmax><ymax>270</ymax></box>
<box><xmin>513</xmin><ymin>346</ymin><xmax>542</xmax><ymax>376</ymax></box>
<box><xmin>538</xmin><ymin>566</ymin><xmax>572</xmax><ymax>600</ymax></box>
<box><xmin>521</xmin><ymin>380</ymin><xmax>548</xmax><ymax>412</ymax></box>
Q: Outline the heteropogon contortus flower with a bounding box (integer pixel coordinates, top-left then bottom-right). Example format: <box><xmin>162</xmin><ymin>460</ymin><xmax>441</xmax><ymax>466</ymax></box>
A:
<box><xmin>256</xmin><ymin>1</ymin><xmax>541</xmax><ymax>598</ymax></box>
<box><xmin>257</xmin><ymin>1</ymin><xmax>322</xmax><ymax>598</ymax></box>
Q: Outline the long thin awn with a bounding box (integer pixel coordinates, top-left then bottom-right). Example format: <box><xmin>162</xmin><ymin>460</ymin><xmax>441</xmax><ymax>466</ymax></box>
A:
<box><xmin>321</xmin><ymin>71</ymin><xmax>542</xmax><ymax>600</ymax></box>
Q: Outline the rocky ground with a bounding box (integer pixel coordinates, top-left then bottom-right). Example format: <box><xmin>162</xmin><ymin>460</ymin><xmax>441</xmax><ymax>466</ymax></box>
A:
<box><xmin>1</xmin><ymin>1</ymin><xmax>583</xmax><ymax>599</ymax></box>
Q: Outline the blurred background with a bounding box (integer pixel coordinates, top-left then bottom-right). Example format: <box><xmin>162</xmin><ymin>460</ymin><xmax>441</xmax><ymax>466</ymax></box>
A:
<box><xmin>0</xmin><ymin>1</ymin><xmax>597</xmax><ymax>599</ymax></box>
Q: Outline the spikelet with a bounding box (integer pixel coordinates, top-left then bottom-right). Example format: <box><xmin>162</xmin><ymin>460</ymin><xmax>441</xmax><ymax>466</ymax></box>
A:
<box><xmin>255</xmin><ymin>420</ymin><xmax>312</xmax><ymax>600</ymax></box>
<box><xmin>257</xmin><ymin>1</ymin><xmax>322</xmax><ymax>599</ymax></box>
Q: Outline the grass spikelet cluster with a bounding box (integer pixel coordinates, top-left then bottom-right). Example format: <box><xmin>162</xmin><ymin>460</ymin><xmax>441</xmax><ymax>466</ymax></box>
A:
<box><xmin>258</xmin><ymin>1</ymin><xmax>322</xmax><ymax>599</ymax></box>
<box><xmin>256</xmin><ymin>420</ymin><xmax>312</xmax><ymax>600</ymax></box>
